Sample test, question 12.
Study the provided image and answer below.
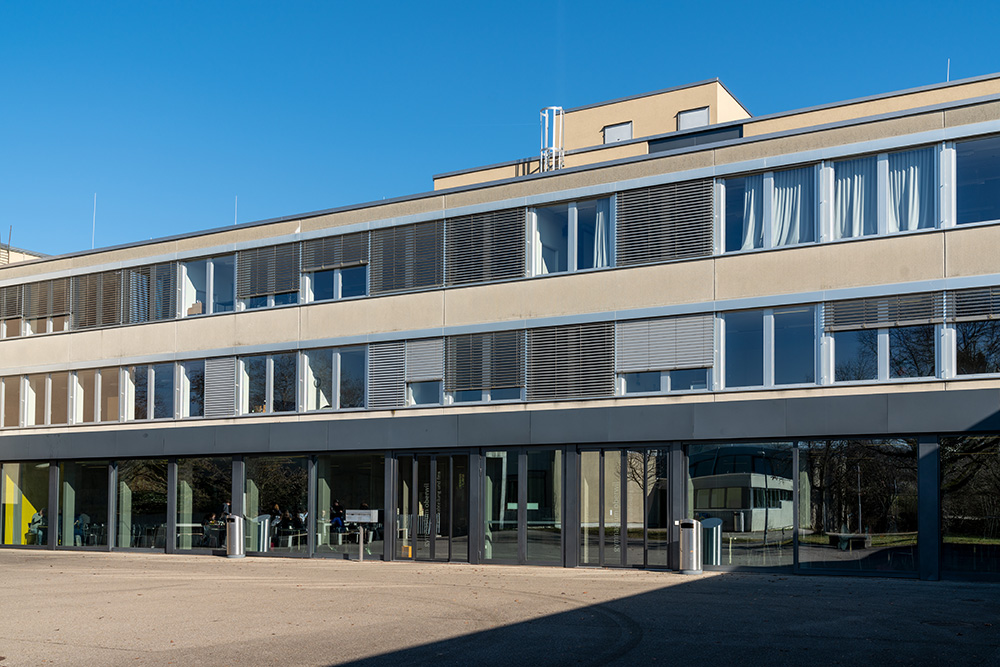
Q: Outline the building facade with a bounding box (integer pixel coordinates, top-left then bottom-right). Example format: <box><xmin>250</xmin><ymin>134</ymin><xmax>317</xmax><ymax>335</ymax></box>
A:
<box><xmin>2</xmin><ymin>76</ymin><xmax>1000</xmax><ymax>580</ymax></box>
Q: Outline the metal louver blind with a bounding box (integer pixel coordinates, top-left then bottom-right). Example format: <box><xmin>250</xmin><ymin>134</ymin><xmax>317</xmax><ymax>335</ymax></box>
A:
<box><xmin>405</xmin><ymin>338</ymin><xmax>444</xmax><ymax>381</ymax></box>
<box><xmin>236</xmin><ymin>243</ymin><xmax>301</xmax><ymax>298</ymax></box>
<box><xmin>0</xmin><ymin>285</ymin><xmax>22</xmax><ymax>319</ymax></box>
<box><xmin>370</xmin><ymin>221</ymin><xmax>443</xmax><ymax>294</ymax></box>
<box><xmin>99</xmin><ymin>270</ymin><xmax>123</xmax><ymax>327</ymax></box>
<box><xmin>949</xmin><ymin>287</ymin><xmax>1000</xmax><ymax>321</ymax></box>
<box><xmin>152</xmin><ymin>263</ymin><xmax>177</xmax><ymax>321</ymax></box>
<box><xmin>124</xmin><ymin>266</ymin><xmax>152</xmax><ymax>324</ymax></box>
<box><xmin>824</xmin><ymin>292</ymin><xmax>944</xmax><ymax>331</ymax></box>
<box><xmin>616</xmin><ymin>179</ymin><xmax>713</xmax><ymax>266</ymax></box>
<box><xmin>368</xmin><ymin>341</ymin><xmax>405</xmax><ymax>409</ymax></box>
<box><xmin>301</xmin><ymin>232</ymin><xmax>369</xmax><ymax>272</ymax></box>
<box><xmin>72</xmin><ymin>271</ymin><xmax>122</xmax><ymax>329</ymax></box>
<box><xmin>445</xmin><ymin>208</ymin><xmax>525</xmax><ymax>286</ymax></box>
<box><xmin>445</xmin><ymin>330</ymin><xmax>525</xmax><ymax>392</ymax></box>
<box><xmin>527</xmin><ymin>322</ymin><xmax>615</xmax><ymax>401</ymax></box>
<box><xmin>23</xmin><ymin>282</ymin><xmax>50</xmax><ymax>319</ymax></box>
<box><xmin>50</xmin><ymin>278</ymin><xmax>70</xmax><ymax>316</ymax></box>
<box><xmin>204</xmin><ymin>357</ymin><xmax>237</xmax><ymax>418</ymax></box>
<box><xmin>616</xmin><ymin>314</ymin><xmax>714</xmax><ymax>372</ymax></box>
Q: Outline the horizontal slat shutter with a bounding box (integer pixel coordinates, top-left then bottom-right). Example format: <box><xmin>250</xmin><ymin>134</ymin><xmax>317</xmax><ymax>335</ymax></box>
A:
<box><xmin>616</xmin><ymin>315</ymin><xmax>714</xmax><ymax>372</ymax></box>
<box><xmin>949</xmin><ymin>287</ymin><xmax>1000</xmax><ymax>321</ymax></box>
<box><xmin>50</xmin><ymin>278</ymin><xmax>70</xmax><ymax>316</ymax></box>
<box><xmin>405</xmin><ymin>338</ymin><xmax>443</xmax><ymax>381</ymax></box>
<box><xmin>0</xmin><ymin>285</ymin><xmax>21</xmax><ymax>319</ymax></box>
<box><xmin>445</xmin><ymin>330</ymin><xmax>525</xmax><ymax>392</ymax></box>
<box><xmin>616</xmin><ymin>179</ymin><xmax>713</xmax><ymax>266</ymax></box>
<box><xmin>124</xmin><ymin>266</ymin><xmax>152</xmax><ymax>324</ymax></box>
<box><xmin>527</xmin><ymin>322</ymin><xmax>615</xmax><ymax>401</ymax></box>
<box><xmin>368</xmin><ymin>341</ymin><xmax>405</xmax><ymax>409</ymax></box>
<box><xmin>445</xmin><ymin>208</ymin><xmax>525</xmax><ymax>286</ymax></box>
<box><xmin>301</xmin><ymin>232</ymin><xmax>369</xmax><ymax>272</ymax></box>
<box><xmin>99</xmin><ymin>270</ymin><xmax>123</xmax><ymax>327</ymax></box>
<box><xmin>237</xmin><ymin>243</ymin><xmax>301</xmax><ymax>298</ymax></box>
<box><xmin>370</xmin><ymin>221</ymin><xmax>443</xmax><ymax>294</ymax></box>
<box><xmin>824</xmin><ymin>292</ymin><xmax>944</xmax><ymax>331</ymax></box>
<box><xmin>71</xmin><ymin>274</ymin><xmax>99</xmax><ymax>329</ymax></box>
<box><xmin>152</xmin><ymin>263</ymin><xmax>177</xmax><ymax>321</ymax></box>
<box><xmin>204</xmin><ymin>357</ymin><xmax>236</xmax><ymax>418</ymax></box>
<box><xmin>23</xmin><ymin>282</ymin><xmax>49</xmax><ymax>319</ymax></box>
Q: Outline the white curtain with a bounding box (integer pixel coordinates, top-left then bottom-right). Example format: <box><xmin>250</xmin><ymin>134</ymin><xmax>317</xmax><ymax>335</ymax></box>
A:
<box><xmin>740</xmin><ymin>174</ymin><xmax>764</xmax><ymax>250</ymax></box>
<box><xmin>772</xmin><ymin>167</ymin><xmax>815</xmax><ymax>246</ymax></box>
<box><xmin>833</xmin><ymin>156</ymin><xmax>877</xmax><ymax>239</ymax></box>
<box><xmin>887</xmin><ymin>147</ymin><xmax>935</xmax><ymax>233</ymax></box>
<box><xmin>592</xmin><ymin>198</ymin><xmax>610</xmax><ymax>268</ymax></box>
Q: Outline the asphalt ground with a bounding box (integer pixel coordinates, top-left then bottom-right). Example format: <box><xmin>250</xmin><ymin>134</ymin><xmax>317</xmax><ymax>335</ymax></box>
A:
<box><xmin>0</xmin><ymin>551</ymin><xmax>997</xmax><ymax>666</ymax></box>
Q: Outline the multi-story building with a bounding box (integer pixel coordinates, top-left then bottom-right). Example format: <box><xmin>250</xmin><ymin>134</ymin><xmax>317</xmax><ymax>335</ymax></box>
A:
<box><xmin>2</xmin><ymin>75</ymin><xmax>1000</xmax><ymax>580</ymax></box>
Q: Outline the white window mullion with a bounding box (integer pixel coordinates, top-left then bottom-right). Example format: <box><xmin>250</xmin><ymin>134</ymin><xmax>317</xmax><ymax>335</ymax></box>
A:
<box><xmin>818</xmin><ymin>305</ymin><xmax>833</xmax><ymax>385</ymax></box>
<box><xmin>44</xmin><ymin>374</ymin><xmax>52</xmax><ymax>426</ymax></box>
<box><xmin>762</xmin><ymin>172</ymin><xmax>775</xmax><ymax>249</ymax></box>
<box><xmin>939</xmin><ymin>323</ymin><xmax>955</xmax><ymax>380</ymax></box>
<box><xmin>567</xmin><ymin>202</ymin><xmax>579</xmax><ymax>272</ymax></box>
<box><xmin>763</xmin><ymin>309</ymin><xmax>775</xmax><ymax>388</ymax></box>
<box><xmin>714</xmin><ymin>315</ymin><xmax>725</xmax><ymax>391</ymax></box>
<box><xmin>818</xmin><ymin>163</ymin><xmax>834</xmax><ymax>242</ymax></box>
<box><xmin>174</xmin><ymin>363</ymin><xmax>184</xmax><ymax>419</ymax></box>
<box><xmin>206</xmin><ymin>258</ymin><xmax>216</xmax><ymax>315</ymax></box>
<box><xmin>713</xmin><ymin>180</ymin><xmax>725</xmax><ymax>254</ymax></box>
<box><xmin>265</xmin><ymin>356</ymin><xmax>274</xmax><ymax>413</ymax></box>
<box><xmin>877</xmin><ymin>329</ymin><xmax>890</xmax><ymax>381</ymax></box>
<box><xmin>877</xmin><ymin>154</ymin><xmax>889</xmax><ymax>235</ymax></box>
<box><xmin>940</xmin><ymin>142</ymin><xmax>956</xmax><ymax>229</ymax></box>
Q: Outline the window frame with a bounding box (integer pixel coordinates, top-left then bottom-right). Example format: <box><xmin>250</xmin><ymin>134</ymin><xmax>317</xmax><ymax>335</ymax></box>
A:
<box><xmin>181</xmin><ymin>254</ymin><xmax>237</xmax><ymax>317</ymax></box>
<box><xmin>721</xmin><ymin>307</ymin><xmax>819</xmax><ymax>390</ymax></box>
<box><xmin>721</xmin><ymin>165</ymin><xmax>820</xmax><ymax>254</ymax></box>
<box><xmin>238</xmin><ymin>352</ymin><xmax>300</xmax><ymax>415</ymax></box>
<box><xmin>528</xmin><ymin>196</ymin><xmax>615</xmax><ymax>277</ymax></box>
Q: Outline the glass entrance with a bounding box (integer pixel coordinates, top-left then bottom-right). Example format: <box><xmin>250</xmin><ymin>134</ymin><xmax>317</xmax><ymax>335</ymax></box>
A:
<box><xmin>484</xmin><ymin>449</ymin><xmax>563</xmax><ymax>565</ymax></box>
<box><xmin>396</xmin><ymin>453</ymin><xmax>469</xmax><ymax>562</ymax></box>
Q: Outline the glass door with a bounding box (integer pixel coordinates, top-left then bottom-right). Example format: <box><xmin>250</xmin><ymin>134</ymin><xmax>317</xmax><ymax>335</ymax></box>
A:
<box><xmin>396</xmin><ymin>453</ymin><xmax>469</xmax><ymax>562</ymax></box>
<box><xmin>484</xmin><ymin>449</ymin><xmax>563</xmax><ymax>565</ymax></box>
<box><xmin>579</xmin><ymin>449</ymin><xmax>653</xmax><ymax>567</ymax></box>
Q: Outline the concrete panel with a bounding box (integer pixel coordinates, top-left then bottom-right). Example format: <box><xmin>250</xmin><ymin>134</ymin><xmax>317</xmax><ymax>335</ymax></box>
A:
<box><xmin>215</xmin><ymin>423</ymin><xmax>269</xmax><ymax>453</ymax></box>
<box><xmin>269</xmin><ymin>421</ymin><xmax>328</xmax><ymax>453</ymax></box>
<box><xmin>301</xmin><ymin>197</ymin><xmax>448</xmax><ymax>232</ymax></box>
<box><xmin>607</xmin><ymin>404</ymin><xmax>695</xmax><ymax>442</ymax></box>
<box><xmin>161</xmin><ymin>426</ymin><xmax>216</xmax><ymax>458</ymax></box>
<box><xmin>173</xmin><ymin>220</ymin><xmax>302</xmax><ymax>253</ymax></box>
<box><xmin>456</xmin><ymin>411</ymin><xmax>531</xmax><ymax>447</ymax></box>
<box><xmin>945</xmin><ymin>99</ymin><xmax>1000</xmax><ymax>128</ymax></box>
<box><xmin>387</xmin><ymin>414</ymin><xmax>458</xmax><ymax>449</ymax></box>
<box><xmin>328</xmin><ymin>417</ymin><xmax>391</xmax><ymax>452</ymax></box>
<box><xmin>717</xmin><ymin>113</ymin><xmax>944</xmax><ymax>165</ymax></box>
<box><xmin>944</xmin><ymin>224</ymin><xmax>1000</xmax><ymax>277</ymax></box>
<box><xmin>715</xmin><ymin>233</ymin><xmax>946</xmax><ymax>300</ymax></box>
<box><xmin>232</xmin><ymin>308</ymin><xmax>301</xmax><ymax>348</ymax></box>
<box><xmin>887</xmin><ymin>389</ymin><xmax>1000</xmax><ymax>434</ymax></box>
<box><xmin>0</xmin><ymin>332</ymin><xmax>74</xmax><ymax>371</ymax></box>
<box><xmin>118</xmin><ymin>321</ymin><xmax>177</xmax><ymax>359</ymax></box>
<box><xmin>692</xmin><ymin>399</ymin><xmax>787</xmax><ymax>440</ymax></box>
<box><xmin>367</xmin><ymin>291</ymin><xmax>446</xmax><ymax>335</ymax></box>
<box><xmin>51</xmin><ymin>431</ymin><xmax>116</xmax><ymax>460</ymax></box>
<box><xmin>563</xmin><ymin>143</ymin><xmax>646</xmax><ymax>170</ymax></box>
<box><xmin>115</xmin><ymin>429</ymin><xmax>167</xmax><ymax>458</ymax></box>
<box><xmin>785</xmin><ymin>394</ymin><xmax>888</xmax><ymax>438</ymax></box>
<box><xmin>530</xmin><ymin>407</ymin><xmax>610</xmax><ymax>445</ymax></box>
<box><xmin>172</xmin><ymin>314</ymin><xmax>240</xmax><ymax>356</ymax></box>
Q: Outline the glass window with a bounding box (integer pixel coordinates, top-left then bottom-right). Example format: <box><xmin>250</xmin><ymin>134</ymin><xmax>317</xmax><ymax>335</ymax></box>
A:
<box><xmin>49</xmin><ymin>371</ymin><xmax>69</xmax><ymax>425</ymax></box>
<box><xmin>184</xmin><ymin>361</ymin><xmax>205</xmax><ymax>418</ymax></box>
<box><xmin>152</xmin><ymin>363</ymin><xmax>174</xmax><ymax>419</ymax></box>
<box><xmin>798</xmin><ymin>439</ymin><xmax>917</xmax><ymax>573</ymax></box>
<box><xmin>339</xmin><ymin>347</ymin><xmax>366</xmax><ymax>409</ymax></box>
<box><xmin>100</xmin><ymin>367</ymin><xmax>119</xmax><ymax>422</ymax></box>
<box><xmin>175</xmin><ymin>457</ymin><xmax>231</xmax><ymax>551</ymax></box>
<box><xmin>130</xmin><ymin>365</ymin><xmax>149</xmax><ymax>421</ymax></box>
<box><xmin>3</xmin><ymin>376</ymin><xmax>20</xmax><ymax>427</ymax></box>
<box><xmin>887</xmin><ymin>147</ymin><xmax>935</xmax><ymax>233</ymax></box>
<box><xmin>273</xmin><ymin>292</ymin><xmax>298</xmax><ymax>307</ymax></box>
<box><xmin>271</xmin><ymin>353</ymin><xmax>297</xmax><ymax>412</ymax></box>
<box><xmin>306</xmin><ymin>349</ymin><xmax>334</xmax><ymax>411</ymax></box>
<box><xmin>603</xmin><ymin>121</ymin><xmax>632</xmax><ymax>143</ymax></box>
<box><xmin>772</xmin><ymin>166</ymin><xmax>815</xmax><ymax>246</ymax></box>
<box><xmin>956</xmin><ymin>320</ymin><xmax>1000</xmax><ymax>375</ymax></box>
<box><xmin>725</xmin><ymin>175</ymin><xmax>764</xmax><ymax>252</ymax></box>
<box><xmin>533</xmin><ymin>203</ymin><xmax>568</xmax><ymax>275</ymax></box>
<box><xmin>242</xmin><ymin>355</ymin><xmax>267</xmax><ymax>414</ymax></box>
<box><xmin>408</xmin><ymin>381</ymin><xmax>440</xmax><ymax>406</ymax></box>
<box><xmin>4</xmin><ymin>318</ymin><xmax>21</xmax><ymax>338</ymax></box>
<box><xmin>182</xmin><ymin>259</ymin><xmax>208</xmax><ymax>316</ymax></box>
<box><xmin>316</xmin><ymin>453</ymin><xmax>385</xmax><ymax>558</ymax></box>
<box><xmin>833</xmin><ymin>156</ymin><xmax>877</xmax><ymax>239</ymax></box>
<box><xmin>57</xmin><ymin>460</ymin><xmax>108</xmax><ymax>548</ymax></box>
<box><xmin>245</xmin><ymin>456</ymin><xmax>309</xmax><ymax>554</ymax></box>
<box><xmin>454</xmin><ymin>389</ymin><xmax>484</xmax><ymax>403</ymax></box>
<box><xmin>26</xmin><ymin>374</ymin><xmax>45</xmax><ymax>426</ymax></box>
<box><xmin>1</xmin><ymin>461</ymin><xmax>50</xmax><ymax>546</ymax></box>
<box><xmin>341</xmin><ymin>266</ymin><xmax>366</xmax><ymax>298</ymax></box>
<box><xmin>888</xmin><ymin>325</ymin><xmax>935</xmax><ymax>378</ymax></box>
<box><xmin>575</xmin><ymin>198</ymin><xmax>611</xmax><ymax>271</ymax></box>
<box><xmin>834</xmin><ymin>330</ymin><xmax>878</xmax><ymax>381</ymax></box>
<box><xmin>531</xmin><ymin>198</ymin><xmax>611</xmax><ymax>275</ymax></box>
<box><xmin>212</xmin><ymin>255</ymin><xmax>236</xmax><ymax>313</ymax></box>
<box><xmin>490</xmin><ymin>386</ymin><xmax>522</xmax><ymax>401</ymax></box>
<box><xmin>773</xmin><ymin>307</ymin><xmax>815</xmax><ymax>385</ymax></box>
<box><xmin>116</xmin><ymin>459</ymin><xmax>168</xmax><ymax>549</ymax></box>
<box><xmin>957</xmin><ymin>135</ymin><xmax>1000</xmax><ymax>225</ymax></box>
<box><xmin>677</xmin><ymin>107</ymin><xmax>709</xmax><ymax>130</ymax></box>
<box><xmin>76</xmin><ymin>369</ymin><xmax>96</xmax><ymax>423</ymax></box>
<box><xmin>941</xmin><ymin>437</ymin><xmax>1000</xmax><ymax>574</ymax></box>
<box><xmin>245</xmin><ymin>295</ymin><xmax>267</xmax><ymax>310</ymax></box>
<box><xmin>670</xmin><ymin>368</ymin><xmax>708</xmax><ymax>391</ymax></box>
<box><xmin>311</xmin><ymin>270</ymin><xmax>336</xmax><ymax>302</ymax></box>
<box><xmin>624</xmin><ymin>371</ymin><xmax>660</xmax><ymax>394</ymax></box>
<box><xmin>725</xmin><ymin>310</ymin><xmax>763</xmax><ymax>387</ymax></box>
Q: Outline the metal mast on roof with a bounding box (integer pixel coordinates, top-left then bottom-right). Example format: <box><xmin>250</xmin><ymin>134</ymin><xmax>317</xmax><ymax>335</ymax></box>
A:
<box><xmin>540</xmin><ymin>106</ymin><xmax>565</xmax><ymax>172</ymax></box>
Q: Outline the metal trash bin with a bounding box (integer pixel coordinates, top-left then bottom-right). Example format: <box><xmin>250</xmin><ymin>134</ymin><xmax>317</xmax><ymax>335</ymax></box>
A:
<box><xmin>254</xmin><ymin>515</ymin><xmax>271</xmax><ymax>553</ymax></box>
<box><xmin>226</xmin><ymin>515</ymin><xmax>245</xmax><ymax>559</ymax></box>
<box><xmin>701</xmin><ymin>518</ymin><xmax>723</xmax><ymax>567</ymax></box>
<box><xmin>675</xmin><ymin>518</ymin><xmax>702</xmax><ymax>574</ymax></box>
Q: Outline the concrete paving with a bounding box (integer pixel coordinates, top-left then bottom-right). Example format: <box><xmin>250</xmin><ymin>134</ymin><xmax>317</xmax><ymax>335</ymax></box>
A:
<box><xmin>0</xmin><ymin>551</ymin><xmax>997</xmax><ymax>666</ymax></box>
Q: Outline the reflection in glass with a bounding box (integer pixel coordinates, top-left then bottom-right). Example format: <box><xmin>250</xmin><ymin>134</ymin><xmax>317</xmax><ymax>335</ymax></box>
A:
<box><xmin>484</xmin><ymin>451</ymin><xmax>518</xmax><ymax>561</ymax></box>
<box><xmin>3</xmin><ymin>376</ymin><xmax>20</xmax><ymax>428</ymax></box>
<box><xmin>340</xmin><ymin>347</ymin><xmax>366</xmax><ymax>408</ymax></box>
<box><xmin>131</xmin><ymin>365</ymin><xmax>148</xmax><ymax>420</ymax></box>
<box><xmin>116</xmin><ymin>459</ymin><xmax>168</xmax><ymax>549</ymax></box>
<box><xmin>646</xmin><ymin>450</ymin><xmax>671</xmax><ymax>568</ymax></box>
<box><xmin>604</xmin><ymin>452</ymin><xmax>622</xmax><ymax>566</ymax></box>
<box><xmin>534</xmin><ymin>204</ymin><xmax>569</xmax><ymax>274</ymax></box>
<box><xmin>77</xmin><ymin>369</ymin><xmax>97</xmax><ymax>423</ymax></box>
<box><xmin>27</xmin><ymin>374</ymin><xmax>45</xmax><ymax>426</ymax></box>
<box><xmin>245</xmin><ymin>456</ymin><xmax>309</xmax><ymax>554</ymax></box>
<box><xmin>185</xmin><ymin>361</ymin><xmax>204</xmax><ymax>418</ymax></box>
<box><xmin>689</xmin><ymin>443</ymin><xmax>794</xmax><ymax>568</ymax></box>
<box><xmin>50</xmin><ymin>372</ymin><xmax>69</xmax><ymax>425</ymax></box>
<box><xmin>625</xmin><ymin>451</ymin><xmax>645</xmax><ymax>566</ymax></box>
<box><xmin>152</xmin><ymin>363</ymin><xmax>174</xmax><ymax>419</ymax></box>
<box><xmin>271</xmin><ymin>353</ymin><xmax>297</xmax><ymax>412</ymax></box>
<box><xmin>182</xmin><ymin>259</ymin><xmax>208</xmax><ymax>316</ymax></box>
<box><xmin>725</xmin><ymin>175</ymin><xmax>764</xmax><ymax>252</ymax></box>
<box><xmin>725</xmin><ymin>311</ymin><xmax>763</xmax><ymax>387</ymax></box>
<box><xmin>941</xmin><ymin>437</ymin><xmax>1000</xmax><ymax>574</ymax></box>
<box><xmin>773</xmin><ymin>307</ymin><xmax>815</xmax><ymax>385</ymax></box>
<box><xmin>397</xmin><ymin>457</ymin><xmax>412</xmax><ymax>559</ymax></box>
<box><xmin>306</xmin><ymin>349</ymin><xmax>334</xmax><ymax>410</ymax></box>
<box><xmin>889</xmin><ymin>325</ymin><xmax>935</xmax><ymax>378</ymax></box>
<box><xmin>956</xmin><ymin>321</ymin><xmax>1000</xmax><ymax>375</ymax></box>
<box><xmin>212</xmin><ymin>255</ymin><xmax>236</xmax><ymax>313</ymax></box>
<box><xmin>1</xmin><ymin>462</ymin><xmax>50</xmax><ymax>546</ymax></box>
<box><xmin>316</xmin><ymin>453</ymin><xmax>385</xmax><ymax>559</ymax></box>
<box><xmin>176</xmin><ymin>457</ymin><xmax>231</xmax><ymax>550</ymax></box>
<box><xmin>311</xmin><ymin>270</ymin><xmax>335</xmax><ymax>301</ymax></box>
<box><xmin>798</xmin><ymin>440</ymin><xmax>917</xmax><ymax>572</ymax></box>
<box><xmin>100</xmin><ymin>367</ymin><xmax>120</xmax><ymax>422</ymax></box>
<box><xmin>580</xmin><ymin>451</ymin><xmax>600</xmax><ymax>565</ymax></box>
<box><xmin>242</xmin><ymin>355</ymin><xmax>267</xmax><ymax>414</ymax></box>
<box><xmin>576</xmin><ymin>198</ymin><xmax>611</xmax><ymax>270</ymax></box>
<box><xmin>956</xmin><ymin>135</ymin><xmax>1000</xmax><ymax>225</ymax></box>
<box><xmin>58</xmin><ymin>460</ymin><xmax>108</xmax><ymax>547</ymax></box>
<box><xmin>526</xmin><ymin>449</ymin><xmax>561</xmax><ymax>563</ymax></box>
<box><xmin>834</xmin><ymin>330</ymin><xmax>878</xmax><ymax>381</ymax></box>
<box><xmin>341</xmin><ymin>266</ymin><xmax>367</xmax><ymax>298</ymax></box>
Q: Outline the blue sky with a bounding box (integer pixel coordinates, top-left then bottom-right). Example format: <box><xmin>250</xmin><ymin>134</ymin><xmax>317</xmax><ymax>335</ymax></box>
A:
<box><xmin>1</xmin><ymin>1</ymin><xmax>998</xmax><ymax>257</ymax></box>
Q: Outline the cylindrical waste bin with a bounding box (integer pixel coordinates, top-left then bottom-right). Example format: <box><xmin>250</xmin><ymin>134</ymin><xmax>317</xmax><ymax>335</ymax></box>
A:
<box><xmin>226</xmin><ymin>515</ymin><xmax>245</xmax><ymax>559</ymax></box>
<box><xmin>255</xmin><ymin>516</ymin><xmax>271</xmax><ymax>553</ymax></box>
<box><xmin>701</xmin><ymin>517</ymin><xmax>723</xmax><ymax>566</ymax></box>
<box><xmin>675</xmin><ymin>518</ymin><xmax>702</xmax><ymax>574</ymax></box>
